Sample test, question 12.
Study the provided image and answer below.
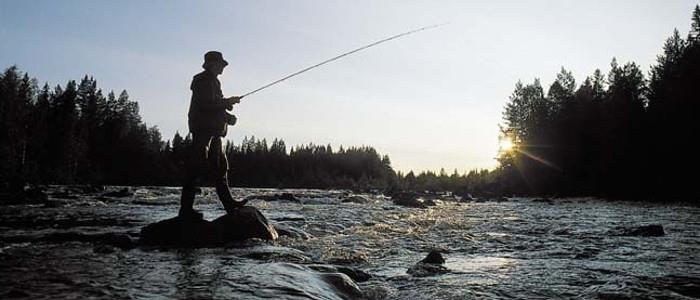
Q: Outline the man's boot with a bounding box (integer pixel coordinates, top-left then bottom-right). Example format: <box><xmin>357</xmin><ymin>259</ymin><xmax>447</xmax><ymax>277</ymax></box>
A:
<box><xmin>215</xmin><ymin>181</ymin><xmax>247</xmax><ymax>214</ymax></box>
<box><xmin>179</xmin><ymin>186</ymin><xmax>203</xmax><ymax>220</ymax></box>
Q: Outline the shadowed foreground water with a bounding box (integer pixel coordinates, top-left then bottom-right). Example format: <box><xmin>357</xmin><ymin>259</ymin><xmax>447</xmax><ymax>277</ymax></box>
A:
<box><xmin>1</xmin><ymin>186</ymin><xmax>699</xmax><ymax>299</ymax></box>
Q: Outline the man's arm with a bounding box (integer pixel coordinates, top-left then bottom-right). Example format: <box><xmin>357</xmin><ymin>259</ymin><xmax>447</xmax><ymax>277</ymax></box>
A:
<box><xmin>192</xmin><ymin>79</ymin><xmax>239</xmax><ymax>111</ymax></box>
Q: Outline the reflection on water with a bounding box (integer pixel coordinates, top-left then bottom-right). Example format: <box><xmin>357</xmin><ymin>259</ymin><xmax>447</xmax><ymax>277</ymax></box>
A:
<box><xmin>1</xmin><ymin>188</ymin><xmax>700</xmax><ymax>299</ymax></box>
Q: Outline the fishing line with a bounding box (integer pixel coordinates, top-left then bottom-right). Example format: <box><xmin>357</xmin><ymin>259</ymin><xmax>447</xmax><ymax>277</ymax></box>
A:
<box><xmin>240</xmin><ymin>22</ymin><xmax>449</xmax><ymax>98</ymax></box>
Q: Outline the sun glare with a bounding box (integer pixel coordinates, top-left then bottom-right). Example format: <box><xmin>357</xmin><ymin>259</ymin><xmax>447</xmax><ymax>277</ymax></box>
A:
<box><xmin>499</xmin><ymin>138</ymin><xmax>515</xmax><ymax>152</ymax></box>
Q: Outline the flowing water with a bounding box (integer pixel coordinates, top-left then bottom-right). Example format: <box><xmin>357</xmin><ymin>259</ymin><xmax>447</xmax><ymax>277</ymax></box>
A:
<box><xmin>1</xmin><ymin>186</ymin><xmax>699</xmax><ymax>299</ymax></box>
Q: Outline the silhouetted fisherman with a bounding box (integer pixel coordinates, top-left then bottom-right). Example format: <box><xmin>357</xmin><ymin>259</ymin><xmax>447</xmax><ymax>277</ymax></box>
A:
<box><xmin>180</xmin><ymin>51</ymin><xmax>246</xmax><ymax>219</ymax></box>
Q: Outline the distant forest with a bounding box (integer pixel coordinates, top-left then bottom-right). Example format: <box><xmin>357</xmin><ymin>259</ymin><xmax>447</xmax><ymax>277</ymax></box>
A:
<box><xmin>0</xmin><ymin>70</ymin><xmax>397</xmax><ymax>189</ymax></box>
<box><xmin>1</xmin><ymin>6</ymin><xmax>699</xmax><ymax>200</ymax></box>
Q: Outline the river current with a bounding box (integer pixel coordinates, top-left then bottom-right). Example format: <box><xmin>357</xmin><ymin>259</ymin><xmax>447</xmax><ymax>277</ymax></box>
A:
<box><xmin>1</xmin><ymin>186</ymin><xmax>699</xmax><ymax>299</ymax></box>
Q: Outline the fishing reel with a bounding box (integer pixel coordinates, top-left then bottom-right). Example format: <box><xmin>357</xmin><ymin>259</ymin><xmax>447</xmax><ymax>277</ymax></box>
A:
<box><xmin>224</xmin><ymin>112</ymin><xmax>237</xmax><ymax>126</ymax></box>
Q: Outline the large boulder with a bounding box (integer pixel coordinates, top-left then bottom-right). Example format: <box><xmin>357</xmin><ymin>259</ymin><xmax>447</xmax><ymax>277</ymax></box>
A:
<box><xmin>140</xmin><ymin>216</ymin><xmax>219</xmax><ymax>247</ymax></box>
<box><xmin>212</xmin><ymin>206</ymin><xmax>278</xmax><ymax>242</ymax></box>
<box><xmin>140</xmin><ymin>206</ymin><xmax>278</xmax><ymax>247</ymax></box>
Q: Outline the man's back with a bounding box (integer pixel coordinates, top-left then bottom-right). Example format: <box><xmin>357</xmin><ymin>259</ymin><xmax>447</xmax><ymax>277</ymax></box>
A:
<box><xmin>188</xmin><ymin>70</ymin><xmax>226</xmax><ymax>136</ymax></box>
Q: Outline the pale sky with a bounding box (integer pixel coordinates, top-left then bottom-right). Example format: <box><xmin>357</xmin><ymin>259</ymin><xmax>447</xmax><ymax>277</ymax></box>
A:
<box><xmin>1</xmin><ymin>1</ymin><xmax>697</xmax><ymax>173</ymax></box>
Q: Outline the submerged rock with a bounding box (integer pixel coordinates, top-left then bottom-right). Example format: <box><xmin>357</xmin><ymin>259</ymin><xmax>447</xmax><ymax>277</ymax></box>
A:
<box><xmin>612</xmin><ymin>224</ymin><xmax>665</xmax><ymax>237</ymax></box>
<box><xmin>140</xmin><ymin>206</ymin><xmax>278</xmax><ymax>247</ymax></box>
<box><xmin>407</xmin><ymin>250</ymin><xmax>449</xmax><ymax>277</ymax></box>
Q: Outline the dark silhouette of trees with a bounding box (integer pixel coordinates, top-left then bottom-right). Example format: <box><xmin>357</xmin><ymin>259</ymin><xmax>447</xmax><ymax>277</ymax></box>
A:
<box><xmin>0</xmin><ymin>71</ymin><xmax>396</xmax><ymax>189</ymax></box>
<box><xmin>495</xmin><ymin>5</ymin><xmax>700</xmax><ymax>200</ymax></box>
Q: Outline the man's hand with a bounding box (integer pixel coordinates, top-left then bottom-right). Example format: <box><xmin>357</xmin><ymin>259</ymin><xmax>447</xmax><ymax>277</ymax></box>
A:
<box><xmin>226</xmin><ymin>96</ymin><xmax>242</xmax><ymax>105</ymax></box>
<box><xmin>225</xmin><ymin>96</ymin><xmax>241</xmax><ymax>111</ymax></box>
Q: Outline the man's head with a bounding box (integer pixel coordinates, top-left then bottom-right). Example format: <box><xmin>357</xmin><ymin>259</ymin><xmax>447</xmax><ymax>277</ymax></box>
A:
<box><xmin>202</xmin><ymin>51</ymin><xmax>228</xmax><ymax>75</ymax></box>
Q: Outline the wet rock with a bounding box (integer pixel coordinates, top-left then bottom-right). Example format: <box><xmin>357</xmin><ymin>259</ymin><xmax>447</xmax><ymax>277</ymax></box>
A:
<box><xmin>407</xmin><ymin>250</ymin><xmax>450</xmax><ymax>277</ymax></box>
<box><xmin>244</xmin><ymin>192</ymin><xmax>301</xmax><ymax>203</ymax></box>
<box><xmin>275</xmin><ymin>224</ymin><xmax>313</xmax><ymax>240</ymax></box>
<box><xmin>460</xmin><ymin>193</ymin><xmax>477</xmax><ymax>202</ymax></box>
<box><xmin>318</xmin><ymin>272</ymin><xmax>364</xmax><ymax>299</ymax></box>
<box><xmin>341</xmin><ymin>194</ymin><xmax>372</xmax><ymax>204</ymax></box>
<box><xmin>278</xmin><ymin>192</ymin><xmax>299</xmax><ymax>202</ymax></box>
<box><xmin>496</xmin><ymin>196</ymin><xmax>510</xmax><ymax>202</ymax></box>
<box><xmin>237</xmin><ymin>245</ymin><xmax>311</xmax><ymax>263</ymax></box>
<box><xmin>612</xmin><ymin>224</ymin><xmax>665</xmax><ymax>237</ymax></box>
<box><xmin>104</xmin><ymin>233</ymin><xmax>136</xmax><ymax>250</ymax></box>
<box><xmin>392</xmin><ymin>192</ymin><xmax>427</xmax><ymax>208</ymax></box>
<box><xmin>309</xmin><ymin>265</ymin><xmax>373</xmax><ymax>283</ymax></box>
<box><xmin>421</xmin><ymin>250</ymin><xmax>446</xmax><ymax>264</ymax></box>
<box><xmin>102</xmin><ymin>188</ymin><xmax>133</xmax><ymax>198</ymax></box>
<box><xmin>248</xmin><ymin>263</ymin><xmax>363</xmax><ymax>300</ymax></box>
<box><xmin>140</xmin><ymin>206</ymin><xmax>278</xmax><ymax>247</ymax></box>
<box><xmin>140</xmin><ymin>216</ymin><xmax>220</xmax><ymax>247</ymax></box>
<box><xmin>213</xmin><ymin>206</ymin><xmax>279</xmax><ymax>242</ymax></box>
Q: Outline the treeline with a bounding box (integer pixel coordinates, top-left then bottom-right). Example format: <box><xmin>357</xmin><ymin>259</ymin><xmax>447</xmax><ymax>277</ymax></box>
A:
<box><xmin>0</xmin><ymin>68</ymin><xmax>396</xmax><ymax>189</ymax></box>
<box><xmin>496</xmin><ymin>6</ymin><xmax>700</xmax><ymax>199</ymax></box>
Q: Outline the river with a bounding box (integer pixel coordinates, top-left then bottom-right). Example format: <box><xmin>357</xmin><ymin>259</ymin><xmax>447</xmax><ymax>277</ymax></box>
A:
<box><xmin>1</xmin><ymin>186</ymin><xmax>699</xmax><ymax>299</ymax></box>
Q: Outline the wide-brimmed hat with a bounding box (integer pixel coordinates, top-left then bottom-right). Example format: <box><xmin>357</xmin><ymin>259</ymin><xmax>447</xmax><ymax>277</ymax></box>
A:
<box><xmin>203</xmin><ymin>51</ymin><xmax>228</xmax><ymax>68</ymax></box>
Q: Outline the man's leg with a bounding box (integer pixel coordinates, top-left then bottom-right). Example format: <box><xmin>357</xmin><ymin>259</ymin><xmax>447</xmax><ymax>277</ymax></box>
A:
<box><xmin>210</xmin><ymin>137</ymin><xmax>246</xmax><ymax>214</ymax></box>
<box><xmin>180</xmin><ymin>133</ymin><xmax>211</xmax><ymax>218</ymax></box>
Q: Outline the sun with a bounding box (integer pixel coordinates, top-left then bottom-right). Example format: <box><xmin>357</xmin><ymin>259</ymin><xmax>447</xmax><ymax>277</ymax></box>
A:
<box><xmin>499</xmin><ymin>138</ymin><xmax>515</xmax><ymax>152</ymax></box>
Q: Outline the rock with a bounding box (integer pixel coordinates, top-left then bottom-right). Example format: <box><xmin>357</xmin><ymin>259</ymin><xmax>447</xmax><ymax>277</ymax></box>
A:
<box><xmin>392</xmin><ymin>192</ymin><xmax>427</xmax><ymax>208</ymax></box>
<box><xmin>212</xmin><ymin>206</ymin><xmax>278</xmax><ymax>242</ymax></box>
<box><xmin>140</xmin><ymin>216</ymin><xmax>219</xmax><ymax>247</ymax></box>
<box><xmin>244</xmin><ymin>193</ymin><xmax>301</xmax><ymax>203</ymax></box>
<box><xmin>245</xmin><ymin>263</ymin><xmax>363</xmax><ymax>300</ymax></box>
<box><xmin>236</xmin><ymin>245</ymin><xmax>311</xmax><ymax>263</ymax></box>
<box><xmin>275</xmin><ymin>224</ymin><xmax>313</xmax><ymax>240</ymax></box>
<box><xmin>407</xmin><ymin>250</ymin><xmax>449</xmax><ymax>277</ymax></box>
<box><xmin>140</xmin><ymin>206</ymin><xmax>278</xmax><ymax>247</ymax></box>
<box><xmin>407</xmin><ymin>263</ymin><xmax>450</xmax><ymax>277</ymax></box>
<box><xmin>341</xmin><ymin>195</ymin><xmax>372</xmax><ymax>204</ymax></box>
<box><xmin>278</xmin><ymin>192</ymin><xmax>299</xmax><ymax>202</ymax></box>
<box><xmin>421</xmin><ymin>250</ymin><xmax>445</xmax><ymax>264</ymax></box>
<box><xmin>102</xmin><ymin>188</ymin><xmax>133</xmax><ymax>198</ymax></box>
<box><xmin>612</xmin><ymin>224</ymin><xmax>665</xmax><ymax>237</ymax></box>
<box><xmin>308</xmin><ymin>265</ymin><xmax>373</xmax><ymax>283</ymax></box>
<box><xmin>103</xmin><ymin>233</ymin><xmax>136</xmax><ymax>250</ymax></box>
<box><xmin>335</xmin><ymin>266</ymin><xmax>372</xmax><ymax>283</ymax></box>
<box><xmin>422</xmin><ymin>197</ymin><xmax>437</xmax><ymax>206</ymax></box>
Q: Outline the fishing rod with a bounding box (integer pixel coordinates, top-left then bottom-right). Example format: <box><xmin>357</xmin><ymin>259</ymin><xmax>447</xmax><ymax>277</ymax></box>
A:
<box><xmin>239</xmin><ymin>22</ymin><xmax>449</xmax><ymax>98</ymax></box>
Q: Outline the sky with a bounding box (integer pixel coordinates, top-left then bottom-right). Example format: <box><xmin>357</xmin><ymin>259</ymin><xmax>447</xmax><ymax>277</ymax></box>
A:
<box><xmin>1</xmin><ymin>0</ymin><xmax>697</xmax><ymax>173</ymax></box>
